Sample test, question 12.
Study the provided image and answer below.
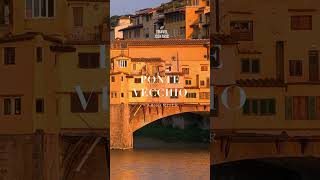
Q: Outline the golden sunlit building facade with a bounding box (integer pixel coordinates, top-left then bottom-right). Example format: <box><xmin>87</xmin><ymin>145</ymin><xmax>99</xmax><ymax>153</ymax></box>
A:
<box><xmin>0</xmin><ymin>0</ymin><xmax>109</xmax><ymax>179</ymax></box>
<box><xmin>110</xmin><ymin>39</ymin><xmax>210</xmax><ymax>148</ymax></box>
<box><xmin>116</xmin><ymin>0</ymin><xmax>210</xmax><ymax>40</ymax></box>
<box><xmin>210</xmin><ymin>0</ymin><xmax>320</xmax><ymax>168</ymax></box>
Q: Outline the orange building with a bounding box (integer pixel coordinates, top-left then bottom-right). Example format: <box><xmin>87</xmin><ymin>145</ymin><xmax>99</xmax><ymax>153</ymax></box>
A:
<box><xmin>116</xmin><ymin>0</ymin><xmax>210</xmax><ymax>40</ymax></box>
<box><xmin>0</xmin><ymin>0</ymin><xmax>109</xmax><ymax>179</ymax></box>
<box><xmin>110</xmin><ymin>39</ymin><xmax>210</xmax><ymax>149</ymax></box>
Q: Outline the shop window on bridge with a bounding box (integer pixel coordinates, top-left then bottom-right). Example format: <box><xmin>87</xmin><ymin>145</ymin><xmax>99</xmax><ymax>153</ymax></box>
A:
<box><xmin>71</xmin><ymin>93</ymin><xmax>98</xmax><ymax>113</ymax></box>
<box><xmin>169</xmin><ymin>76</ymin><xmax>179</xmax><ymax>84</ymax></box>
<box><xmin>151</xmin><ymin>91</ymin><xmax>159</xmax><ymax>98</ymax></box>
<box><xmin>134</xmin><ymin>78</ymin><xmax>142</xmax><ymax>83</ymax></box>
<box><xmin>286</xmin><ymin>96</ymin><xmax>320</xmax><ymax>120</ymax></box>
<box><xmin>186</xmin><ymin>93</ymin><xmax>197</xmax><ymax>98</ymax></box>
<box><xmin>78</xmin><ymin>53</ymin><xmax>100</xmax><ymax>69</ymax></box>
<box><xmin>132</xmin><ymin>91</ymin><xmax>141</xmax><ymax>98</ymax></box>
<box><xmin>243</xmin><ymin>99</ymin><xmax>276</xmax><ymax>116</ymax></box>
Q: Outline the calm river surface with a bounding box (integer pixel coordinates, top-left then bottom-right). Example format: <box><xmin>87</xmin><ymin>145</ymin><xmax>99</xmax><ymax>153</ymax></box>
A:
<box><xmin>111</xmin><ymin>137</ymin><xmax>209</xmax><ymax>180</ymax></box>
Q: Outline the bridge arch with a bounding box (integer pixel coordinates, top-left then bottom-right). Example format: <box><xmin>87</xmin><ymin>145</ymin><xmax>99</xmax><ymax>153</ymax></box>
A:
<box><xmin>110</xmin><ymin>103</ymin><xmax>209</xmax><ymax>149</ymax></box>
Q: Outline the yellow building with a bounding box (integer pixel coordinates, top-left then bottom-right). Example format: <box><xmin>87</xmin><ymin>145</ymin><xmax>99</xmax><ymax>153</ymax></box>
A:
<box><xmin>110</xmin><ymin>39</ymin><xmax>210</xmax><ymax>148</ymax></box>
<box><xmin>118</xmin><ymin>0</ymin><xmax>210</xmax><ymax>40</ymax></box>
<box><xmin>0</xmin><ymin>0</ymin><xmax>109</xmax><ymax>179</ymax></box>
<box><xmin>210</xmin><ymin>0</ymin><xmax>320</xmax><ymax>171</ymax></box>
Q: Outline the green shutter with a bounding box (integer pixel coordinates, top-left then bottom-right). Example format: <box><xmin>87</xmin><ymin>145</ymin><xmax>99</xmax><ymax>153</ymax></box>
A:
<box><xmin>285</xmin><ymin>96</ymin><xmax>293</xmax><ymax>120</ymax></box>
<box><xmin>243</xmin><ymin>99</ymin><xmax>250</xmax><ymax>115</ymax></box>
<box><xmin>308</xmin><ymin>96</ymin><xmax>316</xmax><ymax>120</ymax></box>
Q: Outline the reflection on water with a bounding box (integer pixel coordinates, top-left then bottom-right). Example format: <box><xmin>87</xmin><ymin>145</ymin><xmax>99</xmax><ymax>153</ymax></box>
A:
<box><xmin>111</xmin><ymin>138</ymin><xmax>209</xmax><ymax>180</ymax></box>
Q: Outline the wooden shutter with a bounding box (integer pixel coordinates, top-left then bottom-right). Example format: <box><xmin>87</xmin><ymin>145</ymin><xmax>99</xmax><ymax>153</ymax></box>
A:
<box><xmin>285</xmin><ymin>96</ymin><xmax>293</xmax><ymax>120</ymax></box>
<box><xmin>309</xmin><ymin>50</ymin><xmax>319</xmax><ymax>81</ymax></box>
<box><xmin>308</xmin><ymin>96</ymin><xmax>316</xmax><ymax>120</ymax></box>
<box><xmin>293</xmin><ymin>96</ymin><xmax>308</xmax><ymax>120</ymax></box>
<box><xmin>73</xmin><ymin>7</ymin><xmax>83</xmax><ymax>27</ymax></box>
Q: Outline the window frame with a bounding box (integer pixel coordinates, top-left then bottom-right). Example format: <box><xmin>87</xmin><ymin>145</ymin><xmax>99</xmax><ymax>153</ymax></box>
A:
<box><xmin>25</xmin><ymin>0</ymin><xmax>55</xmax><ymax>19</ymax></box>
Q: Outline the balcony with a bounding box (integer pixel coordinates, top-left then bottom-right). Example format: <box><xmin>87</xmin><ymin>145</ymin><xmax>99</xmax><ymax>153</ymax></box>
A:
<box><xmin>66</xmin><ymin>26</ymin><xmax>105</xmax><ymax>42</ymax></box>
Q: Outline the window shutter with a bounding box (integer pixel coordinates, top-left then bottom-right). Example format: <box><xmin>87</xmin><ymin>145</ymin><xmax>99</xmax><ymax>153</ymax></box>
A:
<box><xmin>73</xmin><ymin>7</ymin><xmax>83</xmax><ymax>27</ymax></box>
<box><xmin>308</xmin><ymin>96</ymin><xmax>316</xmax><ymax>120</ymax></box>
<box><xmin>243</xmin><ymin>99</ymin><xmax>250</xmax><ymax>114</ymax></box>
<box><xmin>285</xmin><ymin>96</ymin><xmax>293</xmax><ymax>120</ymax></box>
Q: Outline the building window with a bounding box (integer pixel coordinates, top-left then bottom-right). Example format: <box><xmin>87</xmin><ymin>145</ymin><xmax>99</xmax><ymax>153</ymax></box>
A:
<box><xmin>169</xmin><ymin>76</ymin><xmax>179</xmax><ymax>84</ymax></box>
<box><xmin>291</xmin><ymin>15</ymin><xmax>312</xmax><ymax>30</ymax></box>
<box><xmin>152</xmin><ymin>91</ymin><xmax>159</xmax><ymax>98</ymax></box>
<box><xmin>133</xmin><ymin>63</ymin><xmax>136</xmax><ymax>70</ymax></box>
<box><xmin>200</xmin><ymin>80</ymin><xmax>205</xmax><ymax>86</ymax></box>
<box><xmin>121</xmin><ymin>93</ymin><xmax>124</xmax><ymax>98</ymax></box>
<box><xmin>241</xmin><ymin>58</ymin><xmax>260</xmax><ymax>73</ymax></box>
<box><xmin>36</xmin><ymin>47</ymin><xmax>43</xmax><ymax>63</ymax></box>
<box><xmin>134</xmin><ymin>78</ymin><xmax>142</xmax><ymax>83</ymax></box>
<box><xmin>111</xmin><ymin>76</ymin><xmax>115</xmax><ymax>82</ymax></box>
<box><xmin>289</xmin><ymin>60</ymin><xmax>302</xmax><ymax>76</ymax></box>
<box><xmin>132</xmin><ymin>91</ymin><xmax>141</xmax><ymax>97</ymax></box>
<box><xmin>73</xmin><ymin>7</ymin><xmax>83</xmax><ymax>27</ymax></box>
<box><xmin>14</xmin><ymin>98</ymin><xmax>21</xmax><ymax>115</ymax></box>
<box><xmin>3</xmin><ymin>98</ymin><xmax>11</xmax><ymax>115</ymax></box>
<box><xmin>78</xmin><ymin>53</ymin><xmax>100</xmax><ymax>69</ymax></box>
<box><xmin>71</xmin><ymin>93</ymin><xmax>98</xmax><ymax>113</ymax></box>
<box><xmin>285</xmin><ymin>96</ymin><xmax>320</xmax><ymax>120</ymax></box>
<box><xmin>36</xmin><ymin>98</ymin><xmax>44</xmax><ymax>113</ymax></box>
<box><xmin>170</xmin><ymin>92</ymin><xmax>179</xmax><ymax>99</ymax></box>
<box><xmin>186</xmin><ymin>93</ymin><xmax>197</xmax><ymax>98</ymax></box>
<box><xmin>243</xmin><ymin>99</ymin><xmax>276</xmax><ymax>116</ymax></box>
<box><xmin>230</xmin><ymin>21</ymin><xmax>253</xmax><ymax>41</ymax></box>
<box><xmin>182</xmin><ymin>68</ymin><xmax>189</xmax><ymax>74</ymax></box>
<box><xmin>25</xmin><ymin>0</ymin><xmax>55</xmax><ymax>18</ymax></box>
<box><xmin>111</xmin><ymin>92</ymin><xmax>117</xmax><ymax>98</ymax></box>
<box><xmin>4</xmin><ymin>47</ymin><xmax>15</xmax><ymax>65</ymax></box>
<box><xmin>199</xmin><ymin>92</ymin><xmax>210</xmax><ymax>99</ymax></box>
<box><xmin>118</xmin><ymin>59</ymin><xmax>127</xmax><ymax>68</ymax></box>
<box><xmin>201</xmin><ymin>65</ymin><xmax>208</xmax><ymax>71</ymax></box>
<box><xmin>185</xmin><ymin>79</ymin><xmax>192</xmax><ymax>85</ymax></box>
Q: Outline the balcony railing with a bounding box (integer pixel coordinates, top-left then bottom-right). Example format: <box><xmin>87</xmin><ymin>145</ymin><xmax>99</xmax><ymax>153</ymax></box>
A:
<box><xmin>67</xmin><ymin>27</ymin><xmax>102</xmax><ymax>42</ymax></box>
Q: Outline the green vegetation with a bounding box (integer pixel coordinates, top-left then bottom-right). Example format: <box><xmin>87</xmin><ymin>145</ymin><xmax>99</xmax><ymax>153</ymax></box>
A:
<box><xmin>134</xmin><ymin>126</ymin><xmax>210</xmax><ymax>143</ymax></box>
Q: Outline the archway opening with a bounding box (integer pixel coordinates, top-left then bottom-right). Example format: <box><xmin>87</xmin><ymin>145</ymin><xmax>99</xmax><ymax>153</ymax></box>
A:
<box><xmin>133</xmin><ymin>112</ymin><xmax>210</xmax><ymax>149</ymax></box>
<box><xmin>211</xmin><ymin>157</ymin><xmax>320</xmax><ymax>180</ymax></box>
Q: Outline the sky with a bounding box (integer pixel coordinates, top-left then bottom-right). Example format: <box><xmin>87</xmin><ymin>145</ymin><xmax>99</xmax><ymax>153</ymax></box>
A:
<box><xmin>110</xmin><ymin>0</ymin><xmax>171</xmax><ymax>16</ymax></box>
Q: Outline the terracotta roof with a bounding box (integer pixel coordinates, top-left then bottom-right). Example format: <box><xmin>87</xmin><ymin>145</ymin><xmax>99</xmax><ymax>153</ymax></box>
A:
<box><xmin>131</xmin><ymin>58</ymin><xmax>163</xmax><ymax>62</ymax></box>
<box><xmin>236</xmin><ymin>78</ymin><xmax>286</xmax><ymax>87</ymax></box>
<box><xmin>211</xmin><ymin>34</ymin><xmax>238</xmax><ymax>45</ymax></box>
<box><xmin>112</xmin><ymin>39</ymin><xmax>209</xmax><ymax>47</ymax></box>
<box><xmin>111</xmin><ymin>55</ymin><xmax>131</xmax><ymax>60</ymax></box>
<box><xmin>0</xmin><ymin>32</ymin><xmax>63</xmax><ymax>44</ymax></box>
<box><xmin>119</xmin><ymin>24</ymin><xmax>143</xmax><ymax>31</ymax></box>
<box><xmin>50</xmin><ymin>45</ymin><xmax>76</xmax><ymax>52</ymax></box>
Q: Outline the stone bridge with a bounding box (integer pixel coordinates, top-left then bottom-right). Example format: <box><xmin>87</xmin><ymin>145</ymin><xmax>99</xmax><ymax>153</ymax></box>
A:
<box><xmin>210</xmin><ymin>131</ymin><xmax>320</xmax><ymax>179</ymax></box>
<box><xmin>110</xmin><ymin>103</ymin><xmax>210</xmax><ymax>149</ymax></box>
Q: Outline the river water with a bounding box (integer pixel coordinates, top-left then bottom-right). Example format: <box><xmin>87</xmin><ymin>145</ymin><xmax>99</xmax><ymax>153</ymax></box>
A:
<box><xmin>110</xmin><ymin>137</ymin><xmax>210</xmax><ymax>180</ymax></box>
